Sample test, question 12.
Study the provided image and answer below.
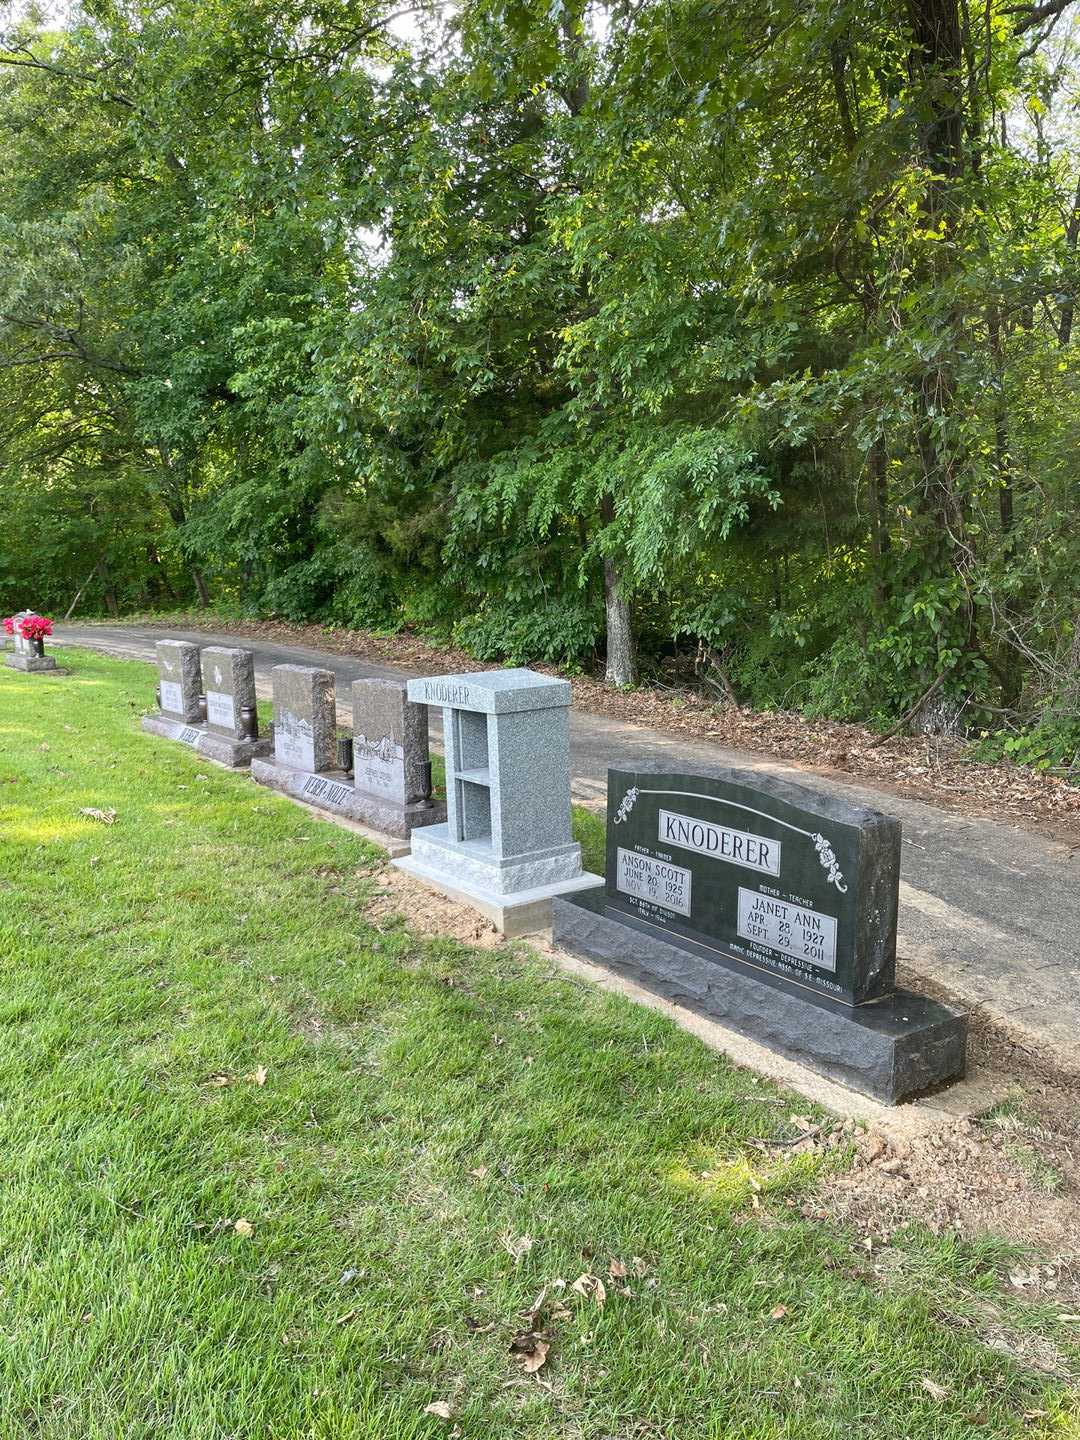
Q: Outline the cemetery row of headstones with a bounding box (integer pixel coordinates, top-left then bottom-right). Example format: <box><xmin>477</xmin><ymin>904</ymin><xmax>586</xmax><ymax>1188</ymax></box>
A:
<box><xmin>3</xmin><ymin>621</ymin><xmax>964</xmax><ymax>1106</ymax></box>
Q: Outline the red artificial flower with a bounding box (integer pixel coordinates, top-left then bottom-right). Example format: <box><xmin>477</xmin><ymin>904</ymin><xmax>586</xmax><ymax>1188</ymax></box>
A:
<box><xmin>2</xmin><ymin>618</ymin><xmax>13</xmax><ymax>635</ymax></box>
<box><xmin>17</xmin><ymin>614</ymin><xmax>53</xmax><ymax>642</ymax></box>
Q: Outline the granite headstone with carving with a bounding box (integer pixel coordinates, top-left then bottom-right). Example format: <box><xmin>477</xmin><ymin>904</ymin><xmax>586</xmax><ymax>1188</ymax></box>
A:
<box><xmin>142</xmin><ymin>640</ymin><xmax>268</xmax><ymax>766</ymax></box>
<box><xmin>251</xmin><ymin>670</ymin><xmax>445</xmax><ymax>839</ymax></box>
<box><xmin>552</xmin><ymin>761</ymin><xmax>966</xmax><ymax>1103</ymax></box>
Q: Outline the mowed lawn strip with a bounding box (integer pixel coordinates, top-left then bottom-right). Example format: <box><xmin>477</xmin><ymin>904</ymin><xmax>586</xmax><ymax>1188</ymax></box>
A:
<box><xmin>0</xmin><ymin>650</ymin><xmax>1073</xmax><ymax>1440</ymax></box>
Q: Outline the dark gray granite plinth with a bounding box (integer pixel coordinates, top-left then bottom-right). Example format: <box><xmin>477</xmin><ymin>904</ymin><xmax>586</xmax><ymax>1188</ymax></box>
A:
<box><xmin>5</xmin><ymin>653</ymin><xmax>57</xmax><ymax>672</ymax></box>
<box><xmin>250</xmin><ymin>757</ymin><xmax>447</xmax><ymax>839</ymax></box>
<box><xmin>141</xmin><ymin>713</ymin><xmax>271</xmax><ymax>768</ymax></box>
<box><xmin>552</xmin><ymin>887</ymin><xmax>966</xmax><ymax>1104</ymax></box>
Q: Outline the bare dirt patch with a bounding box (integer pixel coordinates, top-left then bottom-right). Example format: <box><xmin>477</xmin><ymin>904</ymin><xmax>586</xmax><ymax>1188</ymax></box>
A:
<box><xmin>132</xmin><ymin>615</ymin><xmax>1080</xmax><ymax>845</ymax></box>
<box><xmin>814</xmin><ymin>1005</ymin><xmax>1080</xmax><ymax>1308</ymax></box>
<box><xmin>365</xmin><ymin>863</ymin><xmax>503</xmax><ymax>949</ymax></box>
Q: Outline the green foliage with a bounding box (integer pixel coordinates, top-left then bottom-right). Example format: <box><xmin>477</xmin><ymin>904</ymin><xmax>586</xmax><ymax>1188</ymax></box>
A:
<box><xmin>2</xmin><ymin>0</ymin><xmax>1080</xmax><ymax>744</ymax></box>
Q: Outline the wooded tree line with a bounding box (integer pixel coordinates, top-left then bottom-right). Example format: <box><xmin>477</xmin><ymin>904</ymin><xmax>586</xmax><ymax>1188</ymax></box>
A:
<box><xmin>2</xmin><ymin>0</ymin><xmax>1079</xmax><ymax>756</ymax></box>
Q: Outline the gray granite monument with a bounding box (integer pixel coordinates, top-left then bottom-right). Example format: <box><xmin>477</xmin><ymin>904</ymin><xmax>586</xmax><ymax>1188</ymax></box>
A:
<box><xmin>5</xmin><ymin>610</ymin><xmax>58</xmax><ymax>672</ymax></box>
<box><xmin>393</xmin><ymin>668</ymin><xmax>601</xmax><ymax>935</ymax></box>
<box><xmin>347</xmin><ymin>678</ymin><xmax>445</xmax><ymax>836</ymax></box>
<box><xmin>251</xmin><ymin>671</ymin><xmax>445</xmax><ymax>840</ymax></box>
<box><xmin>141</xmin><ymin>640</ymin><xmax>269</xmax><ymax>766</ymax></box>
<box><xmin>551</xmin><ymin>761</ymin><xmax>967</xmax><ymax>1103</ymax></box>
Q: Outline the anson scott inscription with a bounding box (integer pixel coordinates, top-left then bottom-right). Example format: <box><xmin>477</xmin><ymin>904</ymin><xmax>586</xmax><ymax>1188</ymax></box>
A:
<box><xmin>605</xmin><ymin>763</ymin><xmax>901</xmax><ymax>1006</ymax></box>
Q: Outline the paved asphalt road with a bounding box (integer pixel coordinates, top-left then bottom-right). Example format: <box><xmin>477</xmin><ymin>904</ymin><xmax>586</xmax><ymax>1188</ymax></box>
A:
<box><xmin>55</xmin><ymin>624</ymin><xmax>1080</xmax><ymax>1065</ymax></box>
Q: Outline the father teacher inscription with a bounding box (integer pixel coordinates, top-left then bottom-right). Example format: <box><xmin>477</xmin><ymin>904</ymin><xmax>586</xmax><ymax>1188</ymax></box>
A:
<box><xmin>605</xmin><ymin>764</ymin><xmax>900</xmax><ymax>1006</ymax></box>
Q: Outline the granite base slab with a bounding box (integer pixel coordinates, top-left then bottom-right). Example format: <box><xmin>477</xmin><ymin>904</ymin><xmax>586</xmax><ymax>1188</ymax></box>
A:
<box><xmin>406</xmin><ymin>824</ymin><xmax>583</xmax><ymax>895</ymax></box>
<box><xmin>551</xmin><ymin>887</ymin><xmax>966</xmax><ymax>1104</ymax></box>
<box><xmin>141</xmin><ymin>713</ymin><xmax>271</xmax><ymax>768</ymax></box>
<box><xmin>250</xmin><ymin>757</ymin><xmax>447</xmax><ymax>839</ymax></box>
<box><xmin>6</xmin><ymin>653</ymin><xmax>58</xmax><ymax>672</ymax></box>
<box><xmin>394</xmin><ymin>852</ymin><xmax>603</xmax><ymax>937</ymax></box>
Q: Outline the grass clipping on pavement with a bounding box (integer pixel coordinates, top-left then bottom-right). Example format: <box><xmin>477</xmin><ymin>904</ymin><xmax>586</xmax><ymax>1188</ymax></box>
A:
<box><xmin>0</xmin><ymin>649</ymin><xmax>1075</xmax><ymax>1439</ymax></box>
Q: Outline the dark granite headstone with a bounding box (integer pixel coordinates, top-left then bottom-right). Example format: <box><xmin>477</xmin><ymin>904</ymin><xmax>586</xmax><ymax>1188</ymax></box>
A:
<box><xmin>605</xmin><ymin>765</ymin><xmax>899</xmax><ymax>1006</ymax></box>
<box><xmin>552</xmin><ymin>761</ymin><xmax>967</xmax><ymax>1104</ymax></box>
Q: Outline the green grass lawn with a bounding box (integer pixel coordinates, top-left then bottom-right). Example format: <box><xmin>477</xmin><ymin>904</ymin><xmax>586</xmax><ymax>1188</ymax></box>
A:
<box><xmin>0</xmin><ymin>649</ymin><xmax>1075</xmax><ymax>1439</ymax></box>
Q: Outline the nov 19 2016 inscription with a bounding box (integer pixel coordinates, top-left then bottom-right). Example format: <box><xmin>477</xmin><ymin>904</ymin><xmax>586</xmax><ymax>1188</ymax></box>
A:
<box><xmin>605</xmin><ymin>765</ymin><xmax>900</xmax><ymax>1006</ymax></box>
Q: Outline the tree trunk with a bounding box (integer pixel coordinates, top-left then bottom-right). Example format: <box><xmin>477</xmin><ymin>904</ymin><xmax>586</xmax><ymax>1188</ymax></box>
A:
<box><xmin>96</xmin><ymin>559</ymin><xmax>119</xmax><ymax>617</ymax></box>
<box><xmin>600</xmin><ymin>493</ymin><xmax>636</xmax><ymax>686</ymax></box>
<box><xmin>1059</xmin><ymin>173</ymin><xmax>1080</xmax><ymax>347</ymax></box>
<box><xmin>868</xmin><ymin>438</ymin><xmax>891</xmax><ymax>610</ymax></box>
<box><xmin>603</xmin><ymin>555</ymin><xmax>636</xmax><ymax>686</ymax></box>
<box><xmin>191</xmin><ymin>566</ymin><xmax>211</xmax><ymax>608</ymax></box>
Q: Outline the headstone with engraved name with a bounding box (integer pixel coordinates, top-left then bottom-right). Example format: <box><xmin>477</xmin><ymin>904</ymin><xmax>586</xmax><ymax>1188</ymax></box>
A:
<box><xmin>552</xmin><ymin>760</ymin><xmax>967</xmax><ymax>1103</ymax></box>
<box><xmin>141</xmin><ymin>639</ymin><xmax>269</xmax><ymax>766</ymax></box>
<box><xmin>393</xmin><ymin>668</ymin><xmax>601</xmax><ymax>935</ymax></box>
<box><xmin>251</xmin><ymin>670</ymin><xmax>445</xmax><ymax>840</ymax></box>
<box><xmin>154</xmin><ymin>640</ymin><xmax>202</xmax><ymax>723</ymax></box>
<box><xmin>348</xmin><ymin>678</ymin><xmax>445</xmax><ymax>836</ymax></box>
<box><xmin>269</xmin><ymin>664</ymin><xmax>336</xmax><ymax>773</ymax></box>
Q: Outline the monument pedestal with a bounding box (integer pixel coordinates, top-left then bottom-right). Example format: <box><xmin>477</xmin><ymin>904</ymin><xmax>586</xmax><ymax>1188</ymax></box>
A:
<box><xmin>552</xmin><ymin>887</ymin><xmax>967</xmax><ymax>1103</ymax></box>
<box><xmin>395</xmin><ymin>823</ymin><xmax>601</xmax><ymax>936</ymax></box>
<box><xmin>141</xmin><ymin>713</ymin><xmax>271</xmax><ymax>768</ymax></box>
<box><xmin>251</xmin><ymin>756</ymin><xmax>447</xmax><ymax>839</ymax></box>
<box><xmin>6</xmin><ymin>653</ymin><xmax>57</xmax><ymax>673</ymax></box>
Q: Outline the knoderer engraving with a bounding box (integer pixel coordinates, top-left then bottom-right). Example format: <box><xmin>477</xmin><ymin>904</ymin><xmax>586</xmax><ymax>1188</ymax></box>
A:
<box><xmin>614</xmin><ymin>785</ymin><xmax>847</xmax><ymax>893</ymax></box>
<box><xmin>658</xmin><ymin>808</ymin><xmax>780</xmax><ymax>876</ymax></box>
<box><xmin>423</xmin><ymin>680</ymin><xmax>473</xmax><ymax>706</ymax></box>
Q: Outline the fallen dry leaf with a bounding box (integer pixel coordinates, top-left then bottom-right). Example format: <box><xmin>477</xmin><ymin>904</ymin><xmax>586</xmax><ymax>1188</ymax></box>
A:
<box><xmin>921</xmin><ymin>1377</ymin><xmax>949</xmax><ymax>1401</ymax></box>
<box><xmin>249</xmin><ymin>1066</ymin><xmax>268</xmax><ymax>1086</ymax></box>
<box><xmin>521</xmin><ymin>1338</ymin><xmax>549</xmax><ymax>1374</ymax></box>
<box><xmin>79</xmin><ymin>807</ymin><xmax>117</xmax><ymax>824</ymax></box>
<box><xmin>769</xmin><ymin>1304</ymin><xmax>790</xmax><ymax>1321</ymax></box>
<box><xmin>233</xmin><ymin>1218</ymin><xmax>254</xmax><ymax>1238</ymax></box>
<box><xmin>501</xmin><ymin>1232</ymin><xmax>534</xmax><ymax>1264</ymax></box>
<box><xmin>608</xmin><ymin>1259</ymin><xmax>628</xmax><ymax>1279</ymax></box>
<box><xmin>423</xmin><ymin>1401</ymin><xmax>452</xmax><ymax>1420</ymax></box>
<box><xmin>468</xmin><ymin>1165</ymin><xmax>489</xmax><ymax>1180</ymax></box>
<box><xmin>571</xmin><ymin>1274</ymin><xmax>607</xmax><ymax>1308</ymax></box>
<box><xmin>510</xmin><ymin>1330</ymin><xmax>552</xmax><ymax>1374</ymax></box>
<box><xmin>206</xmin><ymin>1074</ymin><xmax>232</xmax><ymax>1088</ymax></box>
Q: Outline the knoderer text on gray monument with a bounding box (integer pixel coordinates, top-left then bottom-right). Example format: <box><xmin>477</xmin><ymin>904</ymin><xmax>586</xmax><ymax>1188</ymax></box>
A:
<box><xmin>394</xmin><ymin>668</ymin><xmax>600</xmax><ymax>935</ymax></box>
<box><xmin>552</xmin><ymin>761</ymin><xmax>966</xmax><ymax>1103</ymax></box>
<box><xmin>251</xmin><ymin>668</ymin><xmax>445</xmax><ymax>838</ymax></box>
<box><xmin>141</xmin><ymin>640</ymin><xmax>269</xmax><ymax>766</ymax></box>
